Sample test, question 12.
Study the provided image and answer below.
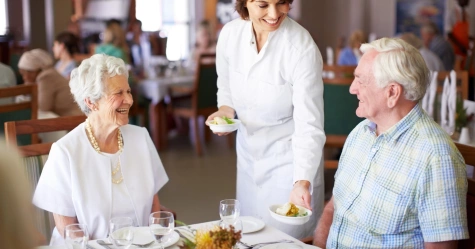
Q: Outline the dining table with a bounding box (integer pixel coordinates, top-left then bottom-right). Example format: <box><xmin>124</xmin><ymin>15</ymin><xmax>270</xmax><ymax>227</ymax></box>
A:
<box><xmin>138</xmin><ymin>73</ymin><xmax>195</xmax><ymax>150</ymax></box>
<box><xmin>36</xmin><ymin>217</ymin><xmax>321</xmax><ymax>249</ymax></box>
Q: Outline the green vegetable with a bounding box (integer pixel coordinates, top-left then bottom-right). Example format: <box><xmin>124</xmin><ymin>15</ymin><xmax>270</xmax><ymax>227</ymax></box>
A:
<box><xmin>222</xmin><ymin>116</ymin><xmax>234</xmax><ymax>124</ymax></box>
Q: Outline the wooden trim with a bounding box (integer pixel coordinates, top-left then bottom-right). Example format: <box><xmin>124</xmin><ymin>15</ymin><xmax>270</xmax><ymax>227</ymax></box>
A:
<box><xmin>323</xmin><ymin>64</ymin><xmax>356</xmax><ymax>73</ymax></box>
<box><xmin>325</xmin><ymin>135</ymin><xmax>347</xmax><ymax>147</ymax></box>
<box><xmin>9</xmin><ymin>115</ymin><xmax>86</xmax><ymax>135</ymax></box>
<box><xmin>324</xmin><ymin>160</ymin><xmax>339</xmax><ymax>170</ymax></box>
<box><xmin>323</xmin><ymin>78</ymin><xmax>354</xmax><ymax>85</ymax></box>
<box><xmin>0</xmin><ymin>84</ymin><xmax>36</xmax><ymax>98</ymax></box>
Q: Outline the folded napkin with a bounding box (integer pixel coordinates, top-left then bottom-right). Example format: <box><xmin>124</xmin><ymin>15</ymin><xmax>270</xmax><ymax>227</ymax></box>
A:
<box><xmin>441</xmin><ymin>76</ymin><xmax>449</xmax><ymax>131</ymax></box>
<box><xmin>448</xmin><ymin>70</ymin><xmax>457</xmax><ymax>133</ymax></box>
<box><xmin>326</xmin><ymin>47</ymin><xmax>334</xmax><ymax>66</ymax></box>
<box><xmin>422</xmin><ymin>71</ymin><xmax>438</xmax><ymax>117</ymax></box>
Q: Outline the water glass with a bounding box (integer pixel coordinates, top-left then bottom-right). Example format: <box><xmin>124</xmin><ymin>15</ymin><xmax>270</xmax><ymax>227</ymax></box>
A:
<box><xmin>64</xmin><ymin>223</ymin><xmax>89</xmax><ymax>249</ymax></box>
<box><xmin>149</xmin><ymin>211</ymin><xmax>175</xmax><ymax>249</ymax></box>
<box><xmin>219</xmin><ymin>199</ymin><xmax>241</xmax><ymax>225</ymax></box>
<box><xmin>109</xmin><ymin>217</ymin><xmax>134</xmax><ymax>249</ymax></box>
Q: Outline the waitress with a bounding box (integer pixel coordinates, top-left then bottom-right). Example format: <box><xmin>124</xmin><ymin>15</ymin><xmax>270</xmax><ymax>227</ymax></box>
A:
<box><xmin>207</xmin><ymin>0</ymin><xmax>325</xmax><ymax>238</ymax></box>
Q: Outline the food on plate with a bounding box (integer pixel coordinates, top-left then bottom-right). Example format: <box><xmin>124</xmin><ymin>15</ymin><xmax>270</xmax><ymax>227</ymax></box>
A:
<box><xmin>209</xmin><ymin>116</ymin><xmax>234</xmax><ymax>125</ymax></box>
<box><xmin>275</xmin><ymin>203</ymin><xmax>308</xmax><ymax>217</ymax></box>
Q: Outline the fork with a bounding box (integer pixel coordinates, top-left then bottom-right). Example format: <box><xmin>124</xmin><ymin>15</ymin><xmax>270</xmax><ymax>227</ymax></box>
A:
<box><xmin>97</xmin><ymin>239</ymin><xmax>155</xmax><ymax>248</ymax></box>
<box><xmin>238</xmin><ymin>239</ymin><xmax>294</xmax><ymax>248</ymax></box>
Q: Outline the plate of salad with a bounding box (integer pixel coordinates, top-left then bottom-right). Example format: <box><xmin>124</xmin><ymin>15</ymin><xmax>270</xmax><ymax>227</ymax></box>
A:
<box><xmin>206</xmin><ymin>116</ymin><xmax>241</xmax><ymax>133</ymax></box>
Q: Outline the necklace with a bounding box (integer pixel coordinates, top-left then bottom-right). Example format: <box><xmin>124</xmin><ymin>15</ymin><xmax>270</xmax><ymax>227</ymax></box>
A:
<box><xmin>85</xmin><ymin>118</ymin><xmax>124</xmax><ymax>184</ymax></box>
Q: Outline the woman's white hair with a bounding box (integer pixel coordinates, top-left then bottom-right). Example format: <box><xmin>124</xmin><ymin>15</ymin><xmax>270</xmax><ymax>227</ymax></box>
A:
<box><xmin>69</xmin><ymin>54</ymin><xmax>128</xmax><ymax>114</ymax></box>
<box><xmin>360</xmin><ymin>37</ymin><xmax>430</xmax><ymax>101</ymax></box>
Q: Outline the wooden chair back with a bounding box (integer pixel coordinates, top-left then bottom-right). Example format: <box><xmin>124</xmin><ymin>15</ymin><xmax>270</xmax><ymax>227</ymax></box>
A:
<box><xmin>192</xmin><ymin>53</ymin><xmax>218</xmax><ymax>112</ymax></box>
<box><xmin>323</xmin><ymin>64</ymin><xmax>356</xmax><ymax>84</ymax></box>
<box><xmin>455</xmin><ymin>142</ymin><xmax>475</xmax><ymax>249</ymax></box>
<box><xmin>436</xmin><ymin>71</ymin><xmax>469</xmax><ymax>100</ymax></box>
<box><xmin>4</xmin><ymin>115</ymin><xmax>86</xmax><ymax>156</ymax></box>
<box><xmin>0</xmin><ymin>84</ymin><xmax>39</xmax><ymax>144</ymax></box>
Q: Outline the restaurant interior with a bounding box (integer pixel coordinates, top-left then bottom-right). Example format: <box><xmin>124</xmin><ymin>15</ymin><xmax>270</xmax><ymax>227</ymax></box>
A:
<box><xmin>1</xmin><ymin>0</ymin><xmax>475</xmax><ymax>248</ymax></box>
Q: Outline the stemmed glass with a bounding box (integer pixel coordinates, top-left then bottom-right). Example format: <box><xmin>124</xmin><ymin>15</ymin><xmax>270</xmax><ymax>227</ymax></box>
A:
<box><xmin>149</xmin><ymin>211</ymin><xmax>175</xmax><ymax>249</ymax></box>
<box><xmin>219</xmin><ymin>199</ymin><xmax>241</xmax><ymax>226</ymax></box>
<box><xmin>109</xmin><ymin>217</ymin><xmax>135</xmax><ymax>249</ymax></box>
<box><xmin>64</xmin><ymin>223</ymin><xmax>89</xmax><ymax>249</ymax></box>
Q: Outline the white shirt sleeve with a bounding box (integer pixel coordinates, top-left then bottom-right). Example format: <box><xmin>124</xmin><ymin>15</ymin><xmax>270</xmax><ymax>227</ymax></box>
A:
<box><xmin>32</xmin><ymin>143</ymin><xmax>76</xmax><ymax>217</ymax></box>
<box><xmin>291</xmin><ymin>46</ymin><xmax>326</xmax><ymax>188</ymax></box>
<box><xmin>216</xmin><ymin>25</ymin><xmax>234</xmax><ymax>109</ymax></box>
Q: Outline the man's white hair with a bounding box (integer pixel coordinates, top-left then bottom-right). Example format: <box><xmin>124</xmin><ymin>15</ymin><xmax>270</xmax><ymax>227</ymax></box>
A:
<box><xmin>69</xmin><ymin>54</ymin><xmax>129</xmax><ymax>115</ymax></box>
<box><xmin>360</xmin><ymin>37</ymin><xmax>430</xmax><ymax>101</ymax></box>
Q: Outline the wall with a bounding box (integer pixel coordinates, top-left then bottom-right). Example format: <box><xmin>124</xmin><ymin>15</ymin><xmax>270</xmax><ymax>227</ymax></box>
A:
<box><xmin>29</xmin><ymin>0</ymin><xmax>47</xmax><ymax>49</ymax></box>
<box><xmin>7</xmin><ymin>0</ymin><xmax>23</xmax><ymax>40</ymax></box>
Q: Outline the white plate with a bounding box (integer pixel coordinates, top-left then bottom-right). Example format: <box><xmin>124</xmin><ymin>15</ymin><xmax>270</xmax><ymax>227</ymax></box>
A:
<box><xmin>268</xmin><ymin>204</ymin><xmax>312</xmax><ymax>225</ymax></box>
<box><xmin>133</xmin><ymin>227</ymin><xmax>180</xmax><ymax>248</ymax></box>
<box><xmin>260</xmin><ymin>243</ymin><xmax>303</xmax><ymax>249</ymax></box>
<box><xmin>206</xmin><ymin>119</ymin><xmax>241</xmax><ymax>133</ymax></box>
<box><xmin>241</xmin><ymin>216</ymin><xmax>265</xmax><ymax>234</ymax></box>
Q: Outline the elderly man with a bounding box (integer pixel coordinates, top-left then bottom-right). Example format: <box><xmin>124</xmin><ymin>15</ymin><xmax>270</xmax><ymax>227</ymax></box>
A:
<box><xmin>314</xmin><ymin>38</ymin><xmax>468</xmax><ymax>248</ymax></box>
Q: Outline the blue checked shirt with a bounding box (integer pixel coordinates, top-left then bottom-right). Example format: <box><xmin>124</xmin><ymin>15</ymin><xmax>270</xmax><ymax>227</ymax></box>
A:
<box><xmin>327</xmin><ymin>104</ymin><xmax>468</xmax><ymax>248</ymax></box>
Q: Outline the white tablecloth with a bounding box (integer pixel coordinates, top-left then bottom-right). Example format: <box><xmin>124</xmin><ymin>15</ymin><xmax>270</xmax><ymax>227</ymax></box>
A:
<box><xmin>139</xmin><ymin>74</ymin><xmax>194</xmax><ymax>104</ymax></box>
<box><xmin>36</xmin><ymin>218</ymin><xmax>320</xmax><ymax>249</ymax></box>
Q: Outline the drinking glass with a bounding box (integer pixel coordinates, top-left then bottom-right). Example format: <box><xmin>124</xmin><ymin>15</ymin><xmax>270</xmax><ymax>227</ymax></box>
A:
<box><xmin>219</xmin><ymin>199</ymin><xmax>241</xmax><ymax>226</ymax></box>
<box><xmin>149</xmin><ymin>211</ymin><xmax>175</xmax><ymax>249</ymax></box>
<box><xmin>109</xmin><ymin>217</ymin><xmax>134</xmax><ymax>249</ymax></box>
<box><xmin>64</xmin><ymin>223</ymin><xmax>89</xmax><ymax>249</ymax></box>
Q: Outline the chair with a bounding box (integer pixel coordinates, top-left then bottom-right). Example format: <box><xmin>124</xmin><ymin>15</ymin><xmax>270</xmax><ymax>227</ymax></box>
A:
<box><xmin>0</xmin><ymin>84</ymin><xmax>39</xmax><ymax>145</ymax></box>
<box><xmin>454</xmin><ymin>142</ymin><xmax>475</xmax><ymax>249</ymax></box>
<box><xmin>436</xmin><ymin>70</ymin><xmax>469</xmax><ymax>100</ymax></box>
<box><xmin>323</xmin><ymin>64</ymin><xmax>356</xmax><ymax>80</ymax></box>
<box><xmin>168</xmin><ymin>53</ymin><xmax>225</xmax><ymax>156</ymax></box>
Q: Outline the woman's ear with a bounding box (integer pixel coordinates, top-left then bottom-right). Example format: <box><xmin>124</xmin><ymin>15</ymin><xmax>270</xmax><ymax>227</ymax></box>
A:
<box><xmin>84</xmin><ymin>98</ymin><xmax>97</xmax><ymax>111</ymax></box>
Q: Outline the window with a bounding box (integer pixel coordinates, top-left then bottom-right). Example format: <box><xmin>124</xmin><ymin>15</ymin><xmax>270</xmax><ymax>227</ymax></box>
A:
<box><xmin>0</xmin><ymin>0</ymin><xmax>8</xmax><ymax>35</ymax></box>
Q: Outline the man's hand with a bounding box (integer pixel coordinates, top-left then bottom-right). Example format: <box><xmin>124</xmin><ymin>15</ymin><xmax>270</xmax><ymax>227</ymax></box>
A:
<box><xmin>289</xmin><ymin>180</ymin><xmax>312</xmax><ymax>210</ymax></box>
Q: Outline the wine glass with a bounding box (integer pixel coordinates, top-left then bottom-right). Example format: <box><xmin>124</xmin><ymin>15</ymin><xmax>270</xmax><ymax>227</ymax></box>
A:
<box><xmin>64</xmin><ymin>223</ymin><xmax>89</xmax><ymax>249</ymax></box>
<box><xmin>109</xmin><ymin>217</ymin><xmax>134</xmax><ymax>249</ymax></box>
<box><xmin>219</xmin><ymin>199</ymin><xmax>241</xmax><ymax>226</ymax></box>
<box><xmin>149</xmin><ymin>211</ymin><xmax>175</xmax><ymax>249</ymax></box>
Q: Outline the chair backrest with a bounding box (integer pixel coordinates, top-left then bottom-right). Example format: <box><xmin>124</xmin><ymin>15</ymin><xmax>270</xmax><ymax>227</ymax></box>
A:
<box><xmin>323</xmin><ymin>64</ymin><xmax>356</xmax><ymax>81</ymax></box>
<box><xmin>454</xmin><ymin>142</ymin><xmax>475</xmax><ymax>249</ymax></box>
<box><xmin>0</xmin><ymin>84</ymin><xmax>39</xmax><ymax>145</ymax></box>
<box><xmin>193</xmin><ymin>53</ymin><xmax>218</xmax><ymax>110</ymax></box>
<box><xmin>436</xmin><ymin>70</ymin><xmax>469</xmax><ymax>100</ymax></box>
<box><xmin>4</xmin><ymin>115</ymin><xmax>86</xmax><ymax>243</ymax></box>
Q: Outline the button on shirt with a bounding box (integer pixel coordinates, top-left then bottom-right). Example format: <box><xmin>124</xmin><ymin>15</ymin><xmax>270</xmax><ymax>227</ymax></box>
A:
<box><xmin>328</xmin><ymin>104</ymin><xmax>468</xmax><ymax>249</ymax></box>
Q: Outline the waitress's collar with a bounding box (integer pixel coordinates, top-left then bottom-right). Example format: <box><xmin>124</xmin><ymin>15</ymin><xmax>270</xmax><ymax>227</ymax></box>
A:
<box><xmin>247</xmin><ymin>16</ymin><xmax>288</xmax><ymax>46</ymax></box>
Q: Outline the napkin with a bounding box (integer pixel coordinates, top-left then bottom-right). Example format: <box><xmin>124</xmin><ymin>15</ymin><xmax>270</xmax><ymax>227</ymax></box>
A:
<box><xmin>448</xmin><ymin>70</ymin><xmax>457</xmax><ymax>133</ymax></box>
<box><xmin>427</xmin><ymin>71</ymin><xmax>438</xmax><ymax>118</ymax></box>
<box><xmin>326</xmin><ymin>47</ymin><xmax>334</xmax><ymax>66</ymax></box>
<box><xmin>440</xmin><ymin>76</ymin><xmax>449</xmax><ymax>131</ymax></box>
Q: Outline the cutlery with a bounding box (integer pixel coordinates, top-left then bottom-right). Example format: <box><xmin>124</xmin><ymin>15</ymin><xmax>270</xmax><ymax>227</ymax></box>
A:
<box><xmin>97</xmin><ymin>239</ymin><xmax>155</xmax><ymax>248</ymax></box>
<box><xmin>238</xmin><ymin>239</ymin><xmax>294</xmax><ymax>248</ymax></box>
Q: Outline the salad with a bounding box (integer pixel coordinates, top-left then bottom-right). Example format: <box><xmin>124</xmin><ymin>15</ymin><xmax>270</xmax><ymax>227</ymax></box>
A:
<box><xmin>275</xmin><ymin>203</ymin><xmax>308</xmax><ymax>217</ymax></box>
<box><xmin>208</xmin><ymin>116</ymin><xmax>235</xmax><ymax>125</ymax></box>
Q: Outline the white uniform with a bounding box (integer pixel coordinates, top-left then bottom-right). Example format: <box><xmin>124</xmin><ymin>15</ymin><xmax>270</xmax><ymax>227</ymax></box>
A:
<box><xmin>216</xmin><ymin>17</ymin><xmax>325</xmax><ymax>238</ymax></box>
<box><xmin>33</xmin><ymin>123</ymin><xmax>169</xmax><ymax>245</ymax></box>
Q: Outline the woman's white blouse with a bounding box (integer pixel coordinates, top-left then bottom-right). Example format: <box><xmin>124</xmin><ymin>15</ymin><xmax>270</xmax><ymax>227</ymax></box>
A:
<box><xmin>33</xmin><ymin>123</ymin><xmax>168</xmax><ymax>244</ymax></box>
<box><xmin>216</xmin><ymin>17</ymin><xmax>325</xmax><ymax>187</ymax></box>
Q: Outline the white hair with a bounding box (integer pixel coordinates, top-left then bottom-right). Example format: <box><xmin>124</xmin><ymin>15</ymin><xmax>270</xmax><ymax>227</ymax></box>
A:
<box><xmin>360</xmin><ymin>37</ymin><xmax>430</xmax><ymax>101</ymax></box>
<box><xmin>69</xmin><ymin>54</ymin><xmax>129</xmax><ymax>114</ymax></box>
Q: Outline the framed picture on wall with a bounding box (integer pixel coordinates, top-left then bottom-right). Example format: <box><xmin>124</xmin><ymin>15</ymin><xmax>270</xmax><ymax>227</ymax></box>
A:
<box><xmin>396</xmin><ymin>0</ymin><xmax>445</xmax><ymax>36</ymax></box>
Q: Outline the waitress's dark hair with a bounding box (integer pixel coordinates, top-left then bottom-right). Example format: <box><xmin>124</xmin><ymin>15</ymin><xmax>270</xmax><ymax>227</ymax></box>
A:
<box><xmin>235</xmin><ymin>0</ymin><xmax>293</xmax><ymax>20</ymax></box>
<box><xmin>55</xmin><ymin>31</ymin><xmax>80</xmax><ymax>55</ymax></box>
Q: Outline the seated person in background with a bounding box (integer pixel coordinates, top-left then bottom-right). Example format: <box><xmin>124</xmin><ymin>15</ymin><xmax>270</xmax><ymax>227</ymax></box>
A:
<box><xmin>18</xmin><ymin>49</ymin><xmax>82</xmax><ymax>116</ymax></box>
<box><xmin>314</xmin><ymin>38</ymin><xmax>468</xmax><ymax>248</ymax></box>
<box><xmin>53</xmin><ymin>31</ymin><xmax>80</xmax><ymax>79</ymax></box>
<box><xmin>421</xmin><ymin>22</ymin><xmax>456</xmax><ymax>70</ymax></box>
<box><xmin>127</xmin><ymin>19</ymin><xmax>152</xmax><ymax>76</ymax></box>
<box><xmin>0</xmin><ymin>140</ymin><xmax>42</xmax><ymax>249</ymax></box>
<box><xmin>337</xmin><ymin>30</ymin><xmax>366</xmax><ymax>66</ymax></box>
<box><xmin>188</xmin><ymin>20</ymin><xmax>216</xmax><ymax>70</ymax></box>
<box><xmin>95</xmin><ymin>22</ymin><xmax>130</xmax><ymax>64</ymax></box>
<box><xmin>33</xmin><ymin>54</ymin><xmax>169</xmax><ymax>245</ymax></box>
<box><xmin>400</xmin><ymin>32</ymin><xmax>444</xmax><ymax>71</ymax></box>
<box><xmin>0</xmin><ymin>62</ymin><xmax>17</xmax><ymax>104</ymax></box>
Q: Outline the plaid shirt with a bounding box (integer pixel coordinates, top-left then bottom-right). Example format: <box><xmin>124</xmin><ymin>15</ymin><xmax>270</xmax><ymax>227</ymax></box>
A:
<box><xmin>327</xmin><ymin>104</ymin><xmax>468</xmax><ymax>248</ymax></box>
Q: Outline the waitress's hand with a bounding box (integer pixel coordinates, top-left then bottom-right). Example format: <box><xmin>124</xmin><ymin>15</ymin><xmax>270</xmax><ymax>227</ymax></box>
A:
<box><xmin>290</xmin><ymin>180</ymin><xmax>312</xmax><ymax>210</ymax></box>
<box><xmin>206</xmin><ymin>106</ymin><xmax>235</xmax><ymax>136</ymax></box>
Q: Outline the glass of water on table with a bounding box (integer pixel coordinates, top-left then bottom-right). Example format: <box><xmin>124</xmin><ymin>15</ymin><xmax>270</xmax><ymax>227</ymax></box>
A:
<box><xmin>219</xmin><ymin>199</ymin><xmax>242</xmax><ymax>231</ymax></box>
<box><xmin>149</xmin><ymin>211</ymin><xmax>175</xmax><ymax>249</ymax></box>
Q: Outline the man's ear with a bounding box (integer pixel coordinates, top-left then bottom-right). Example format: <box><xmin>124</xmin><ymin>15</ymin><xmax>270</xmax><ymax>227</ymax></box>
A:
<box><xmin>386</xmin><ymin>83</ymin><xmax>403</xmax><ymax>108</ymax></box>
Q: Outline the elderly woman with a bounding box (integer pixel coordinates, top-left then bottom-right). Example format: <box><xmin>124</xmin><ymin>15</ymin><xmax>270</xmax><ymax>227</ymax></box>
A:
<box><xmin>32</xmin><ymin>54</ymin><xmax>169</xmax><ymax>245</ymax></box>
<box><xmin>18</xmin><ymin>49</ymin><xmax>82</xmax><ymax>116</ymax></box>
<box><xmin>206</xmin><ymin>0</ymin><xmax>325</xmax><ymax>239</ymax></box>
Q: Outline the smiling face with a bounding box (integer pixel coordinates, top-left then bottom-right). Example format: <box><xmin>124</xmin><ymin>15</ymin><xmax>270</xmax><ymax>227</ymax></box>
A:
<box><xmin>95</xmin><ymin>75</ymin><xmax>133</xmax><ymax>128</ymax></box>
<box><xmin>350</xmin><ymin>49</ymin><xmax>388</xmax><ymax>123</ymax></box>
<box><xmin>246</xmin><ymin>0</ymin><xmax>290</xmax><ymax>33</ymax></box>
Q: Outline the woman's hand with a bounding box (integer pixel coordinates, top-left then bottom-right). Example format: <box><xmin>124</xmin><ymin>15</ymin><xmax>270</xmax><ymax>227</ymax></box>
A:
<box><xmin>206</xmin><ymin>106</ymin><xmax>235</xmax><ymax>136</ymax></box>
<box><xmin>289</xmin><ymin>180</ymin><xmax>312</xmax><ymax>210</ymax></box>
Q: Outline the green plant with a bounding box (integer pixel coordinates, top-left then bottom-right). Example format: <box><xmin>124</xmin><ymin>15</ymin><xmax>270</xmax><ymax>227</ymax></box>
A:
<box><xmin>455</xmin><ymin>97</ymin><xmax>474</xmax><ymax>132</ymax></box>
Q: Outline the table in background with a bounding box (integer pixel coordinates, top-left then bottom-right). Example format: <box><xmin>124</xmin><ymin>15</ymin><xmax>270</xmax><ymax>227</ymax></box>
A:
<box><xmin>139</xmin><ymin>74</ymin><xmax>194</xmax><ymax>150</ymax></box>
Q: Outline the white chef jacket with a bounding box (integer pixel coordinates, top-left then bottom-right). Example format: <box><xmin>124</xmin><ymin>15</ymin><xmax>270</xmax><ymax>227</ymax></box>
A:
<box><xmin>33</xmin><ymin>123</ymin><xmax>168</xmax><ymax>245</ymax></box>
<box><xmin>216</xmin><ymin>17</ymin><xmax>325</xmax><ymax>238</ymax></box>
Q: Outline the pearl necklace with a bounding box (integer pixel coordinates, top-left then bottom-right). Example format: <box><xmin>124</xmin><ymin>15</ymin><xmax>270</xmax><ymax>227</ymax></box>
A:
<box><xmin>85</xmin><ymin>118</ymin><xmax>124</xmax><ymax>184</ymax></box>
